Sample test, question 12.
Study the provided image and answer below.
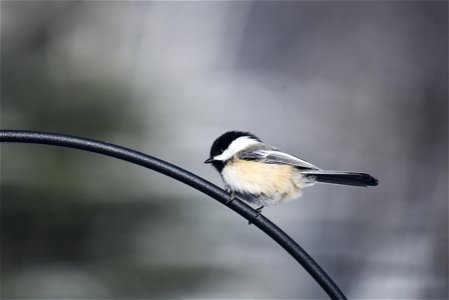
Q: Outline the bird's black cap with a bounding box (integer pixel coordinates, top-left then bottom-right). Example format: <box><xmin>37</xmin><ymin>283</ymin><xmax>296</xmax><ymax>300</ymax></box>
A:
<box><xmin>205</xmin><ymin>131</ymin><xmax>260</xmax><ymax>171</ymax></box>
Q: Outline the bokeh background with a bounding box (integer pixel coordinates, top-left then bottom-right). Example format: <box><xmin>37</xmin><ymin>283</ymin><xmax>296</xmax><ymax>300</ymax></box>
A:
<box><xmin>1</xmin><ymin>1</ymin><xmax>447</xmax><ymax>299</ymax></box>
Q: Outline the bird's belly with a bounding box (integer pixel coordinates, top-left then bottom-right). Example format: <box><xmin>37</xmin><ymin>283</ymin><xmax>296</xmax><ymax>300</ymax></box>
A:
<box><xmin>222</xmin><ymin>160</ymin><xmax>309</xmax><ymax>206</ymax></box>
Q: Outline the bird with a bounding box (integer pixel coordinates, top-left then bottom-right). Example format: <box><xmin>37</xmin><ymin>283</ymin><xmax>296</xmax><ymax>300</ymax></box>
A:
<box><xmin>205</xmin><ymin>130</ymin><xmax>378</xmax><ymax>214</ymax></box>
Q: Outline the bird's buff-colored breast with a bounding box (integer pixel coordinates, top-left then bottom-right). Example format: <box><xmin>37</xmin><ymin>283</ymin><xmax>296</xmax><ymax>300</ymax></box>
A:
<box><xmin>221</xmin><ymin>157</ymin><xmax>303</xmax><ymax>205</ymax></box>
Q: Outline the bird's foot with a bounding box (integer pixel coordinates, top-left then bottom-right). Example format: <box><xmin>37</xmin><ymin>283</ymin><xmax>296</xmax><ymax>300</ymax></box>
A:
<box><xmin>248</xmin><ymin>206</ymin><xmax>264</xmax><ymax>225</ymax></box>
<box><xmin>225</xmin><ymin>190</ymin><xmax>235</xmax><ymax>205</ymax></box>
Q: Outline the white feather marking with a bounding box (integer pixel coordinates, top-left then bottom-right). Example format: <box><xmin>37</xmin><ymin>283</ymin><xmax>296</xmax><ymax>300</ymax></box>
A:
<box><xmin>257</xmin><ymin>150</ymin><xmax>319</xmax><ymax>169</ymax></box>
<box><xmin>214</xmin><ymin>136</ymin><xmax>260</xmax><ymax>161</ymax></box>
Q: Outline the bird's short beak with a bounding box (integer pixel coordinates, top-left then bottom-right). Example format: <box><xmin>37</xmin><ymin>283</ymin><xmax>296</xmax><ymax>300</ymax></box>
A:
<box><xmin>204</xmin><ymin>157</ymin><xmax>213</xmax><ymax>164</ymax></box>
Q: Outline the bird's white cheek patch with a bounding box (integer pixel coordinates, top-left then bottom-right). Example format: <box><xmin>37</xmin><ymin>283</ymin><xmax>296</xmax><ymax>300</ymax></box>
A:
<box><xmin>213</xmin><ymin>136</ymin><xmax>260</xmax><ymax>161</ymax></box>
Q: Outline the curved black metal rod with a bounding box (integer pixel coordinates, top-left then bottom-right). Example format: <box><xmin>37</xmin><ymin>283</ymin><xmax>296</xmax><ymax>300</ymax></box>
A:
<box><xmin>0</xmin><ymin>130</ymin><xmax>347</xmax><ymax>300</ymax></box>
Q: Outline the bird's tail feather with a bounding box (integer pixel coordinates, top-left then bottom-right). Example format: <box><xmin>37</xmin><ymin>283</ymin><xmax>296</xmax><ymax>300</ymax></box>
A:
<box><xmin>301</xmin><ymin>170</ymin><xmax>378</xmax><ymax>187</ymax></box>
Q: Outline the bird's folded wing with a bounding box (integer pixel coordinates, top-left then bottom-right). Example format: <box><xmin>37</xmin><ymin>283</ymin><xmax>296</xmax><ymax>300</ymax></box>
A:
<box><xmin>239</xmin><ymin>149</ymin><xmax>319</xmax><ymax>170</ymax></box>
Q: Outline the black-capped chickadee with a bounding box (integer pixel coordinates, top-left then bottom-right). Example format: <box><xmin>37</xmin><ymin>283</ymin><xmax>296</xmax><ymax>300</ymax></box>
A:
<box><xmin>205</xmin><ymin>131</ymin><xmax>378</xmax><ymax>212</ymax></box>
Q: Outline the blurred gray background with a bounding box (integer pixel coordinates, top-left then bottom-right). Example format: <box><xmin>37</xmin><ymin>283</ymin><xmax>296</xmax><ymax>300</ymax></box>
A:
<box><xmin>1</xmin><ymin>1</ymin><xmax>447</xmax><ymax>299</ymax></box>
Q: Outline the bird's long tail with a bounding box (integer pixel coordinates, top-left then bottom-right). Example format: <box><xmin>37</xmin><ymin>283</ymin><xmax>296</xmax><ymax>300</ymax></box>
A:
<box><xmin>301</xmin><ymin>170</ymin><xmax>378</xmax><ymax>187</ymax></box>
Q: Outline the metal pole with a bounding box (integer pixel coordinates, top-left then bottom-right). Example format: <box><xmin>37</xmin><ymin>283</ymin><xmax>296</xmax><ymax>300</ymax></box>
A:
<box><xmin>0</xmin><ymin>130</ymin><xmax>347</xmax><ymax>299</ymax></box>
